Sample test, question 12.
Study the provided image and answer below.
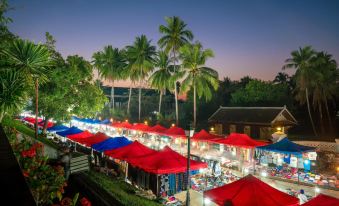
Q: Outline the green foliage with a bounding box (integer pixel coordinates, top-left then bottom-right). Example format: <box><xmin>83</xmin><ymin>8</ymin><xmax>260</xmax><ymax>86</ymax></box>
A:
<box><xmin>230</xmin><ymin>79</ymin><xmax>290</xmax><ymax>106</ymax></box>
<box><xmin>0</xmin><ymin>70</ymin><xmax>28</xmax><ymax>122</ymax></box>
<box><xmin>86</xmin><ymin>171</ymin><xmax>161</xmax><ymax>206</ymax></box>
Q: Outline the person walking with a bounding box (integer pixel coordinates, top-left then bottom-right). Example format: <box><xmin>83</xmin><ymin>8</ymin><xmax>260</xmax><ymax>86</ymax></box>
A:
<box><xmin>298</xmin><ymin>189</ymin><xmax>308</xmax><ymax>204</ymax></box>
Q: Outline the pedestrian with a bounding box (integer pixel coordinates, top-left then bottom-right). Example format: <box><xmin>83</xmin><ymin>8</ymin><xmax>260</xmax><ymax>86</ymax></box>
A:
<box><xmin>298</xmin><ymin>189</ymin><xmax>308</xmax><ymax>204</ymax></box>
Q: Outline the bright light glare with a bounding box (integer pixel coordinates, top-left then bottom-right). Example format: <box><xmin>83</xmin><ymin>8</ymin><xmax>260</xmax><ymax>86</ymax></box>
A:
<box><xmin>204</xmin><ymin>198</ymin><xmax>211</xmax><ymax>205</ymax></box>
<box><xmin>261</xmin><ymin>171</ymin><xmax>267</xmax><ymax>177</ymax></box>
<box><xmin>244</xmin><ymin>168</ymin><xmax>249</xmax><ymax>173</ymax></box>
<box><xmin>315</xmin><ymin>187</ymin><xmax>320</xmax><ymax>193</ymax></box>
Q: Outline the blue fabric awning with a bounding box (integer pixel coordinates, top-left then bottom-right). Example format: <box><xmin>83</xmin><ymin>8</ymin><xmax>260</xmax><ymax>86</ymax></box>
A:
<box><xmin>256</xmin><ymin>138</ymin><xmax>315</xmax><ymax>155</ymax></box>
<box><xmin>56</xmin><ymin>126</ymin><xmax>83</xmax><ymax>137</ymax></box>
<box><xmin>92</xmin><ymin>136</ymin><xmax>131</xmax><ymax>152</ymax></box>
<box><xmin>47</xmin><ymin>125</ymin><xmax>69</xmax><ymax>132</ymax></box>
<box><xmin>100</xmin><ymin>119</ymin><xmax>110</xmax><ymax>124</ymax></box>
<box><xmin>72</xmin><ymin>116</ymin><xmax>101</xmax><ymax>124</ymax></box>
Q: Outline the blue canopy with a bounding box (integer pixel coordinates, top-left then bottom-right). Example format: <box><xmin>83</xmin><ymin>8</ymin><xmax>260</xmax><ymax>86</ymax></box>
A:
<box><xmin>100</xmin><ymin>119</ymin><xmax>110</xmax><ymax>124</ymax></box>
<box><xmin>47</xmin><ymin>125</ymin><xmax>69</xmax><ymax>132</ymax></box>
<box><xmin>256</xmin><ymin>138</ymin><xmax>315</xmax><ymax>155</ymax></box>
<box><xmin>56</xmin><ymin>126</ymin><xmax>83</xmax><ymax>137</ymax></box>
<box><xmin>92</xmin><ymin>136</ymin><xmax>131</xmax><ymax>152</ymax></box>
<box><xmin>72</xmin><ymin>116</ymin><xmax>101</xmax><ymax>124</ymax></box>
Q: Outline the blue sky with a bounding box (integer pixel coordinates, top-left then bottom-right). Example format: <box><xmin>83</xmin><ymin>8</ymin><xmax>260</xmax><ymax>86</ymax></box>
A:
<box><xmin>8</xmin><ymin>0</ymin><xmax>339</xmax><ymax>83</ymax></box>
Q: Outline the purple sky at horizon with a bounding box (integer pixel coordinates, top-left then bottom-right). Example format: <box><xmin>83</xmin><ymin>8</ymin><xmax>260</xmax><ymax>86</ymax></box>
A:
<box><xmin>8</xmin><ymin>0</ymin><xmax>339</xmax><ymax>87</ymax></box>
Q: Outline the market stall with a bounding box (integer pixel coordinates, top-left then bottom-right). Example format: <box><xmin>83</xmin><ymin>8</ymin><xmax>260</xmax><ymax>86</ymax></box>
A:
<box><xmin>203</xmin><ymin>174</ymin><xmax>299</xmax><ymax>206</ymax></box>
<box><xmin>301</xmin><ymin>194</ymin><xmax>339</xmax><ymax>206</ymax></box>
<box><xmin>255</xmin><ymin>138</ymin><xmax>317</xmax><ymax>185</ymax></box>
<box><xmin>92</xmin><ymin>136</ymin><xmax>132</xmax><ymax>152</ymax></box>
<box><xmin>47</xmin><ymin>125</ymin><xmax>69</xmax><ymax>133</ymax></box>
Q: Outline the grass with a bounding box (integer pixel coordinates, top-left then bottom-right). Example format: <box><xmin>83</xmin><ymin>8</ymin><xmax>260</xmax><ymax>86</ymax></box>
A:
<box><xmin>2</xmin><ymin>117</ymin><xmax>59</xmax><ymax>149</ymax></box>
<box><xmin>85</xmin><ymin>170</ymin><xmax>161</xmax><ymax>206</ymax></box>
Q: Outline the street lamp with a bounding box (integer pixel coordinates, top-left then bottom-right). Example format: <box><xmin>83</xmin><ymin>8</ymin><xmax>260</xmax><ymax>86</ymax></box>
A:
<box><xmin>185</xmin><ymin>124</ymin><xmax>195</xmax><ymax>206</ymax></box>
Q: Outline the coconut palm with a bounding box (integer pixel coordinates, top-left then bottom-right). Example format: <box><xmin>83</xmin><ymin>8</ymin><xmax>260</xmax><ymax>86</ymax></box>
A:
<box><xmin>1</xmin><ymin>39</ymin><xmax>52</xmax><ymax>138</ymax></box>
<box><xmin>125</xmin><ymin>35</ymin><xmax>156</xmax><ymax>121</ymax></box>
<box><xmin>158</xmin><ymin>16</ymin><xmax>194</xmax><ymax>125</ymax></box>
<box><xmin>93</xmin><ymin>46</ymin><xmax>126</xmax><ymax>110</ymax></box>
<box><xmin>283</xmin><ymin>46</ymin><xmax>318</xmax><ymax>136</ymax></box>
<box><xmin>179</xmin><ymin>43</ymin><xmax>219</xmax><ymax>128</ymax></box>
<box><xmin>0</xmin><ymin>70</ymin><xmax>27</xmax><ymax>122</ymax></box>
<box><xmin>149</xmin><ymin>51</ymin><xmax>173</xmax><ymax>114</ymax></box>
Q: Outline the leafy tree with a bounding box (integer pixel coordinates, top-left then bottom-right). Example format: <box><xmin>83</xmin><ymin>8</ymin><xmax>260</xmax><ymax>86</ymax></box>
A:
<box><xmin>149</xmin><ymin>51</ymin><xmax>173</xmax><ymax>114</ymax></box>
<box><xmin>158</xmin><ymin>16</ymin><xmax>194</xmax><ymax>125</ymax></box>
<box><xmin>0</xmin><ymin>0</ymin><xmax>15</xmax><ymax>48</ymax></box>
<box><xmin>179</xmin><ymin>43</ymin><xmax>219</xmax><ymax>128</ymax></box>
<box><xmin>283</xmin><ymin>46</ymin><xmax>318</xmax><ymax>136</ymax></box>
<box><xmin>125</xmin><ymin>35</ymin><xmax>156</xmax><ymax>121</ymax></box>
<box><xmin>230</xmin><ymin>79</ymin><xmax>291</xmax><ymax>107</ymax></box>
<box><xmin>92</xmin><ymin>46</ymin><xmax>126</xmax><ymax>110</ymax></box>
<box><xmin>1</xmin><ymin>39</ymin><xmax>52</xmax><ymax>138</ymax></box>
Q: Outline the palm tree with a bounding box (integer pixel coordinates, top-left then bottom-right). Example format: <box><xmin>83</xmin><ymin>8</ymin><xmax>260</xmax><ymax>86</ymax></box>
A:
<box><xmin>149</xmin><ymin>51</ymin><xmax>173</xmax><ymax>114</ymax></box>
<box><xmin>1</xmin><ymin>39</ymin><xmax>52</xmax><ymax>138</ymax></box>
<box><xmin>125</xmin><ymin>35</ymin><xmax>156</xmax><ymax>121</ymax></box>
<box><xmin>93</xmin><ymin>46</ymin><xmax>126</xmax><ymax>111</ymax></box>
<box><xmin>311</xmin><ymin>52</ymin><xmax>338</xmax><ymax>134</ymax></box>
<box><xmin>0</xmin><ymin>70</ymin><xmax>27</xmax><ymax>122</ymax></box>
<box><xmin>179</xmin><ymin>43</ymin><xmax>219</xmax><ymax>128</ymax></box>
<box><xmin>158</xmin><ymin>16</ymin><xmax>194</xmax><ymax>125</ymax></box>
<box><xmin>273</xmin><ymin>72</ymin><xmax>290</xmax><ymax>84</ymax></box>
<box><xmin>283</xmin><ymin>46</ymin><xmax>318</xmax><ymax>136</ymax></box>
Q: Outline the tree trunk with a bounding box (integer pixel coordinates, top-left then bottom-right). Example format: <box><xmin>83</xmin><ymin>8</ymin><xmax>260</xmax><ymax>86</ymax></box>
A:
<box><xmin>127</xmin><ymin>84</ymin><xmax>132</xmax><ymax>116</ymax></box>
<box><xmin>42</xmin><ymin>118</ymin><xmax>49</xmax><ymax>134</ymax></box>
<box><xmin>193</xmin><ymin>82</ymin><xmax>196</xmax><ymax>129</ymax></box>
<box><xmin>0</xmin><ymin>110</ymin><xmax>4</xmax><ymax>123</ymax></box>
<box><xmin>324</xmin><ymin>96</ymin><xmax>333</xmax><ymax>134</ymax></box>
<box><xmin>158</xmin><ymin>90</ymin><xmax>163</xmax><ymax>114</ymax></box>
<box><xmin>111</xmin><ymin>81</ymin><xmax>115</xmax><ymax>110</ymax></box>
<box><xmin>306</xmin><ymin>88</ymin><xmax>317</xmax><ymax>137</ymax></box>
<box><xmin>138</xmin><ymin>82</ymin><xmax>142</xmax><ymax>122</ymax></box>
<box><xmin>318</xmin><ymin>102</ymin><xmax>325</xmax><ymax>136</ymax></box>
<box><xmin>173</xmin><ymin>51</ymin><xmax>179</xmax><ymax>126</ymax></box>
<box><xmin>35</xmin><ymin>79</ymin><xmax>39</xmax><ymax>139</ymax></box>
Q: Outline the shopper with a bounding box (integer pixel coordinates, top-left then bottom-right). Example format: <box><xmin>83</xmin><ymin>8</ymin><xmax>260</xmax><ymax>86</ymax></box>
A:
<box><xmin>298</xmin><ymin>189</ymin><xmax>308</xmax><ymax>204</ymax></box>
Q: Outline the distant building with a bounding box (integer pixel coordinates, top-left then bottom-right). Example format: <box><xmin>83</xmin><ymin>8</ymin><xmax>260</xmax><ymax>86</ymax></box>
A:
<box><xmin>208</xmin><ymin>106</ymin><xmax>297</xmax><ymax>139</ymax></box>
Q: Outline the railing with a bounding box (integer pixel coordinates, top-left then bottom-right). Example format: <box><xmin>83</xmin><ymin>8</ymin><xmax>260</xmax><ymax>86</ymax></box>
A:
<box><xmin>293</xmin><ymin>140</ymin><xmax>338</xmax><ymax>152</ymax></box>
<box><xmin>70</xmin><ymin>155</ymin><xmax>90</xmax><ymax>174</ymax></box>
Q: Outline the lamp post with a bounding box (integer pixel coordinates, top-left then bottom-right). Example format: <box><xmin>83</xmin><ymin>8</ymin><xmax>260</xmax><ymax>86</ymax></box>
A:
<box><xmin>186</xmin><ymin>124</ymin><xmax>195</xmax><ymax>206</ymax></box>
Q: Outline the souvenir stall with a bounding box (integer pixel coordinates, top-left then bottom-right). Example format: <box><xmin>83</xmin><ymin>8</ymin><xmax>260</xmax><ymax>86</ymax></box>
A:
<box><xmin>210</xmin><ymin>133</ymin><xmax>267</xmax><ymax>173</ymax></box>
<box><xmin>111</xmin><ymin>121</ymin><xmax>133</xmax><ymax>137</ymax></box>
<box><xmin>162</xmin><ymin>126</ymin><xmax>187</xmax><ymax>154</ymax></box>
<box><xmin>142</xmin><ymin>124</ymin><xmax>169</xmax><ymax>150</ymax></box>
<box><xmin>203</xmin><ymin>174</ymin><xmax>299</xmax><ymax>206</ymax></box>
<box><xmin>92</xmin><ymin>136</ymin><xmax>132</xmax><ymax>152</ymax></box>
<box><xmin>46</xmin><ymin>125</ymin><xmax>69</xmax><ymax>139</ymax></box>
<box><xmin>56</xmin><ymin>126</ymin><xmax>83</xmax><ymax>142</ymax></box>
<box><xmin>128</xmin><ymin>123</ymin><xmax>151</xmax><ymax>142</ymax></box>
<box><xmin>255</xmin><ymin>138</ymin><xmax>318</xmax><ymax>185</ymax></box>
<box><xmin>301</xmin><ymin>194</ymin><xmax>339</xmax><ymax>206</ymax></box>
<box><xmin>127</xmin><ymin>146</ymin><xmax>207</xmax><ymax>197</ymax></box>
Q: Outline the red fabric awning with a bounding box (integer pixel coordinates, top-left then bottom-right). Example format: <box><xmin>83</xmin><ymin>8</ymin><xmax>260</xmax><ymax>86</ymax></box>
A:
<box><xmin>211</xmin><ymin>133</ymin><xmax>268</xmax><ymax>148</ymax></box>
<box><xmin>204</xmin><ymin>174</ymin><xmax>299</xmax><ymax>206</ymax></box>
<box><xmin>23</xmin><ymin>117</ymin><xmax>42</xmax><ymax>124</ymax></box>
<box><xmin>113</xmin><ymin>121</ymin><xmax>132</xmax><ymax>129</ymax></box>
<box><xmin>192</xmin><ymin>129</ymin><xmax>224</xmax><ymax>142</ymax></box>
<box><xmin>302</xmin><ymin>194</ymin><xmax>339</xmax><ymax>206</ymax></box>
<box><xmin>147</xmin><ymin>124</ymin><xmax>167</xmax><ymax>135</ymax></box>
<box><xmin>130</xmin><ymin>123</ymin><xmax>151</xmax><ymax>132</ymax></box>
<box><xmin>72</xmin><ymin>132</ymin><xmax>108</xmax><ymax>147</ymax></box>
<box><xmin>104</xmin><ymin>141</ymin><xmax>157</xmax><ymax>161</ymax></box>
<box><xmin>129</xmin><ymin>146</ymin><xmax>207</xmax><ymax>174</ymax></box>
<box><xmin>38</xmin><ymin>121</ymin><xmax>54</xmax><ymax>128</ymax></box>
<box><xmin>67</xmin><ymin>131</ymin><xmax>93</xmax><ymax>140</ymax></box>
<box><xmin>163</xmin><ymin>126</ymin><xmax>186</xmax><ymax>138</ymax></box>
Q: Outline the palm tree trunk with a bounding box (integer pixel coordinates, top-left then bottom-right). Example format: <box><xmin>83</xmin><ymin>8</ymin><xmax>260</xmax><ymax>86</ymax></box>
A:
<box><xmin>138</xmin><ymin>82</ymin><xmax>142</xmax><ymax>122</ymax></box>
<box><xmin>158</xmin><ymin>90</ymin><xmax>163</xmax><ymax>114</ymax></box>
<box><xmin>318</xmin><ymin>102</ymin><xmax>325</xmax><ymax>135</ymax></box>
<box><xmin>193</xmin><ymin>82</ymin><xmax>196</xmax><ymax>128</ymax></box>
<box><xmin>324</xmin><ymin>96</ymin><xmax>333</xmax><ymax>134</ymax></box>
<box><xmin>127</xmin><ymin>84</ymin><xmax>132</xmax><ymax>116</ymax></box>
<box><xmin>306</xmin><ymin>88</ymin><xmax>317</xmax><ymax>137</ymax></box>
<box><xmin>0</xmin><ymin>110</ymin><xmax>5</xmax><ymax>123</ymax></box>
<box><xmin>35</xmin><ymin>78</ymin><xmax>39</xmax><ymax>139</ymax></box>
<box><xmin>111</xmin><ymin>81</ymin><xmax>115</xmax><ymax>110</ymax></box>
<box><xmin>173</xmin><ymin>50</ymin><xmax>179</xmax><ymax>126</ymax></box>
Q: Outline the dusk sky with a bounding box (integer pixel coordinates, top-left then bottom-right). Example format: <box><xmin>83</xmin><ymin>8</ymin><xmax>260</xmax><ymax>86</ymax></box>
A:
<box><xmin>8</xmin><ymin>0</ymin><xmax>339</xmax><ymax>86</ymax></box>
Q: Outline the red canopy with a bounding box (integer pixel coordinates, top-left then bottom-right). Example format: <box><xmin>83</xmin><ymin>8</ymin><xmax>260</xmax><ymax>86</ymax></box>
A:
<box><xmin>72</xmin><ymin>132</ymin><xmax>108</xmax><ymax>147</ymax></box>
<box><xmin>204</xmin><ymin>174</ymin><xmax>299</xmax><ymax>206</ymax></box>
<box><xmin>163</xmin><ymin>126</ymin><xmax>186</xmax><ymax>138</ymax></box>
<box><xmin>192</xmin><ymin>129</ymin><xmax>224</xmax><ymax>142</ymax></box>
<box><xmin>23</xmin><ymin>117</ymin><xmax>42</xmax><ymax>124</ymax></box>
<box><xmin>38</xmin><ymin>121</ymin><xmax>54</xmax><ymax>128</ymax></box>
<box><xmin>147</xmin><ymin>124</ymin><xmax>167</xmax><ymax>135</ymax></box>
<box><xmin>67</xmin><ymin>131</ymin><xmax>93</xmax><ymax>140</ymax></box>
<box><xmin>129</xmin><ymin>146</ymin><xmax>207</xmax><ymax>174</ymax></box>
<box><xmin>114</xmin><ymin>121</ymin><xmax>132</xmax><ymax>129</ymax></box>
<box><xmin>211</xmin><ymin>133</ymin><xmax>267</xmax><ymax>148</ymax></box>
<box><xmin>302</xmin><ymin>194</ymin><xmax>339</xmax><ymax>206</ymax></box>
<box><xmin>104</xmin><ymin>141</ymin><xmax>157</xmax><ymax>161</ymax></box>
<box><xmin>130</xmin><ymin>123</ymin><xmax>151</xmax><ymax>132</ymax></box>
